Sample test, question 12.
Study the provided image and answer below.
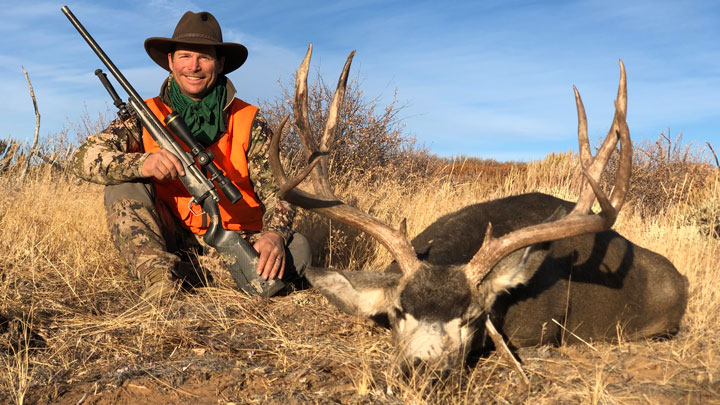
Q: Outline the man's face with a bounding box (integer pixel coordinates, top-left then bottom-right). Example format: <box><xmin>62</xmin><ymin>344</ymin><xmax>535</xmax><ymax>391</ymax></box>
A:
<box><xmin>168</xmin><ymin>44</ymin><xmax>225</xmax><ymax>101</ymax></box>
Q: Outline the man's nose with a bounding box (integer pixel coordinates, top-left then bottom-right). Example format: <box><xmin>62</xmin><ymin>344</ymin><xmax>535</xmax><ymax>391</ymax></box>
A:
<box><xmin>188</xmin><ymin>57</ymin><xmax>201</xmax><ymax>71</ymax></box>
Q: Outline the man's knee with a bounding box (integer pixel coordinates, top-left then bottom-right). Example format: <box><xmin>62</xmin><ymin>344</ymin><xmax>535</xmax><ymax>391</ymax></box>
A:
<box><xmin>104</xmin><ymin>181</ymin><xmax>155</xmax><ymax>212</ymax></box>
<box><xmin>103</xmin><ymin>182</ymin><xmax>167</xmax><ymax>263</ymax></box>
<box><xmin>286</xmin><ymin>232</ymin><xmax>312</xmax><ymax>277</ymax></box>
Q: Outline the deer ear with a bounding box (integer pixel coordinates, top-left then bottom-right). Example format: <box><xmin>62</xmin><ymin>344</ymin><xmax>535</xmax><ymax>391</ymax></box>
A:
<box><xmin>477</xmin><ymin>206</ymin><xmax>567</xmax><ymax>304</ymax></box>
<box><xmin>485</xmin><ymin>242</ymin><xmax>552</xmax><ymax>295</ymax></box>
<box><xmin>305</xmin><ymin>267</ymin><xmax>401</xmax><ymax>317</ymax></box>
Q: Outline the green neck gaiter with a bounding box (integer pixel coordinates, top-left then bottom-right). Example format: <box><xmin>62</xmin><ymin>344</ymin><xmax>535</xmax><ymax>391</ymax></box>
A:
<box><xmin>169</xmin><ymin>76</ymin><xmax>227</xmax><ymax>147</ymax></box>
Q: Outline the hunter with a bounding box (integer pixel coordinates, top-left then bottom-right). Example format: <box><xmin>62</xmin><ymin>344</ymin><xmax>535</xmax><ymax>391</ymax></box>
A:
<box><xmin>73</xmin><ymin>11</ymin><xmax>311</xmax><ymax>299</ymax></box>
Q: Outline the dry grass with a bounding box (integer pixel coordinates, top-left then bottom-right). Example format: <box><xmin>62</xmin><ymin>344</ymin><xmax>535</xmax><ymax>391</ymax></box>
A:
<box><xmin>0</xmin><ymin>145</ymin><xmax>718</xmax><ymax>404</ymax></box>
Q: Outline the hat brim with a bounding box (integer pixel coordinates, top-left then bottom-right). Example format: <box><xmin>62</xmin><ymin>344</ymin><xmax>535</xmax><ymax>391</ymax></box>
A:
<box><xmin>144</xmin><ymin>37</ymin><xmax>248</xmax><ymax>74</ymax></box>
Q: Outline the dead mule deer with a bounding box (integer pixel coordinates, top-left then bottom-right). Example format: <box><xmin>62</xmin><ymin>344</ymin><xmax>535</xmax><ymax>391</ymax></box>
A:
<box><xmin>270</xmin><ymin>45</ymin><xmax>688</xmax><ymax>375</ymax></box>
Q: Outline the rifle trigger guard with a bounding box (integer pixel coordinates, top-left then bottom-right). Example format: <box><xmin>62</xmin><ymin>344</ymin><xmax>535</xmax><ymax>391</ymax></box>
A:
<box><xmin>188</xmin><ymin>200</ymin><xmax>204</xmax><ymax>217</ymax></box>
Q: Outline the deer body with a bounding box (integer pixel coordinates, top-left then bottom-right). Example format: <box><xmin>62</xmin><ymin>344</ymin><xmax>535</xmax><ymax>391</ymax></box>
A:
<box><xmin>397</xmin><ymin>192</ymin><xmax>688</xmax><ymax>349</ymax></box>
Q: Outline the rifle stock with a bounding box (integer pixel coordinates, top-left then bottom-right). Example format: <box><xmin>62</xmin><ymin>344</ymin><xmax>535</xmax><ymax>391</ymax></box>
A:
<box><xmin>62</xmin><ymin>5</ymin><xmax>285</xmax><ymax>297</ymax></box>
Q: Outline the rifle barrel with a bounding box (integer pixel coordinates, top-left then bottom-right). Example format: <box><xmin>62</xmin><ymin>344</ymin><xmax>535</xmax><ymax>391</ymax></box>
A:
<box><xmin>62</xmin><ymin>6</ymin><xmax>146</xmax><ymax>110</ymax></box>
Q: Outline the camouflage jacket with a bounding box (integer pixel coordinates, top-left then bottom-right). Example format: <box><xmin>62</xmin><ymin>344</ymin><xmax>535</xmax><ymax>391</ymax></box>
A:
<box><xmin>72</xmin><ymin>75</ymin><xmax>296</xmax><ymax>243</ymax></box>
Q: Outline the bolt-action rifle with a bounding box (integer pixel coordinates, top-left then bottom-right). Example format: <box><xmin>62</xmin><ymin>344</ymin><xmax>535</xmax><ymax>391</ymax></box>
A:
<box><xmin>62</xmin><ymin>5</ymin><xmax>285</xmax><ymax>297</ymax></box>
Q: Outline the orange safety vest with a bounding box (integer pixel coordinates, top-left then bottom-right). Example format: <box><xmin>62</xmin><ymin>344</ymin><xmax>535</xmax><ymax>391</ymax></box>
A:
<box><xmin>142</xmin><ymin>97</ymin><xmax>264</xmax><ymax>235</ymax></box>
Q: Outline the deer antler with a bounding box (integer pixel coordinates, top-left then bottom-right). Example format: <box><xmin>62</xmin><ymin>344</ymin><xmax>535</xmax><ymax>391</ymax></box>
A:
<box><xmin>269</xmin><ymin>44</ymin><xmax>422</xmax><ymax>277</ymax></box>
<box><xmin>465</xmin><ymin>60</ymin><xmax>631</xmax><ymax>288</ymax></box>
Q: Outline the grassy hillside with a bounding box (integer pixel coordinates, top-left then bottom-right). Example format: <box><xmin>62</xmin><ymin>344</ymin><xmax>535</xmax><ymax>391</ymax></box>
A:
<box><xmin>0</xmin><ymin>141</ymin><xmax>718</xmax><ymax>403</ymax></box>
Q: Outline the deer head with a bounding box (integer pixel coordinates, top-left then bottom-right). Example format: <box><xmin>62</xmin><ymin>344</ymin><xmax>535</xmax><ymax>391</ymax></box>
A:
<box><xmin>269</xmin><ymin>44</ymin><xmax>631</xmax><ymax>373</ymax></box>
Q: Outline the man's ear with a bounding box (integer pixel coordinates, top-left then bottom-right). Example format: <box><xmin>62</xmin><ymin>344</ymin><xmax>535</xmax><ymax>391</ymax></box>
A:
<box><xmin>305</xmin><ymin>267</ymin><xmax>401</xmax><ymax>317</ymax></box>
<box><xmin>217</xmin><ymin>55</ymin><xmax>225</xmax><ymax>74</ymax></box>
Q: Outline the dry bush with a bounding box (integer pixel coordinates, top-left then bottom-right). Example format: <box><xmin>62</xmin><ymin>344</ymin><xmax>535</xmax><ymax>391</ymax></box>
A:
<box><xmin>260</xmin><ymin>72</ymin><xmax>441</xmax><ymax>187</ymax></box>
<box><xmin>436</xmin><ymin>156</ymin><xmax>528</xmax><ymax>197</ymax></box>
<box><xmin>437</xmin><ymin>156</ymin><xmax>524</xmax><ymax>180</ymax></box>
<box><xmin>683</xmin><ymin>183</ymin><xmax>720</xmax><ymax>238</ymax></box>
<box><xmin>258</xmin><ymin>72</ymin><xmax>442</xmax><ymax>269</ymax></box>
<box><xmin>0</xmin><ymin>131</ymin><xmax>75</xmax><ymax>181</ymax></box>
<box><xmin>0</xmin><ymin>139</ymin><xmax>22</xmax><ymax>172</ymax></box>
<box><xmin>602</xmin><ymin>130</ymin><xmax>717</xmax><ymax>218</ymax></box>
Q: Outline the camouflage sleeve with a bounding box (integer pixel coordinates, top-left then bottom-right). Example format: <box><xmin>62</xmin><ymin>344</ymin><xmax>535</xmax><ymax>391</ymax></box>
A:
<box><xmin>247</xmin><ymin>111</ymin><xmax>296</xmax><ymax>244</ymax></box>
<box><xmin>72</xmin><ymin>115</ymin><xmax>150</xmax><ymax>185</ymax></box>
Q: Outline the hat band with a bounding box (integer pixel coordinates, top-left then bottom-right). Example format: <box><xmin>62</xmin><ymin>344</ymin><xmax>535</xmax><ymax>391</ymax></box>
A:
<box><xmin>175</xmin><ymin>33</ymin><xmax>221</xmax><ymax>43</ymax></box>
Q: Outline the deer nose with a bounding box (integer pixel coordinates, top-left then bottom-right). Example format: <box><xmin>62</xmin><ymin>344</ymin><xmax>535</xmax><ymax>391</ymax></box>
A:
<box><xmin>399</xmin><ymin>357</ymin><xmax>424</xmax><ymax>377</ymax></box>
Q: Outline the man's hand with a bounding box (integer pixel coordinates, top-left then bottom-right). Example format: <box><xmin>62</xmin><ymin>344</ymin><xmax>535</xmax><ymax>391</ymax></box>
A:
<box><xmin>254</xmin><ymin>232</ymin><xmax>286</xmax><ymax>281</ymax></box>
<box><xmin>141</xmin><ymin>149</ymin><xmax>185</xmax><ymax>180</ymax></box>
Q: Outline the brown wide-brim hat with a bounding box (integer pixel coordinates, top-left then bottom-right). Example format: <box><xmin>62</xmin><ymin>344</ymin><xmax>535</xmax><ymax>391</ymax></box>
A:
<box><xmin>144</xmin><ymin>11</ymin><xmax>248</xmax><ymax>74</ymax></box>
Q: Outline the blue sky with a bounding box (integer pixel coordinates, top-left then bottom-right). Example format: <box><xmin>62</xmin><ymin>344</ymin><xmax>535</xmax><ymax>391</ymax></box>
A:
<box><xmin>2</xmin><ymin>1</ymin><xmax>719</xmax><ymax>161</ymax></box>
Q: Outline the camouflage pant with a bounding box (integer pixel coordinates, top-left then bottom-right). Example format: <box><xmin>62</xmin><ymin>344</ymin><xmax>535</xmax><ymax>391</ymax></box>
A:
<box><xmin>104</xmin><ymin>180</ymin><xmax>310</xmax><ymax>289</ymax></box>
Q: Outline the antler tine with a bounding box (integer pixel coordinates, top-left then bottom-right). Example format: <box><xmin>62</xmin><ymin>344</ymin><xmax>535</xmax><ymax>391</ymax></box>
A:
<box><xmin>465</xmin><ymin>61</ymin><xmax>631</xmax><ymax>289</ymax></box>
<box><xmin>321</xmin><ymin>50</ymin><xmax>355</xmax><ymax>152</ymax></box>
<box><xmin>294</xmin><ymin>43</ymin><xmax>319</xmax><ymax>161</ymax></box>
<box><xmin>269</xmin><ymin>115</ymin><xmax>290</xmax><ymax>187</ymax></box>
<box><xmin>269</xmin><ymin>115</ymin><xmax>322</xmax><ymax>198</ymax></box>
<box><xmin>312</xmin><ymin>49</ymin><xmax>355</xmax><ymax>195</ymax></box>
<box><xmin>608</xmin><ymin>60</ymin><xmax>630</xmax><ymax>210</ymax></box>
<box><xmin>269</xmin><ymin>44</ymin><xmax>422</xmax><ymax>278</ymax></box>
<box><xmin>292</xmin><ymin>43</ymin><xmax>330</xmax><ymax>196</ymax></box>
<box><xmin>575</xmin><ymin>86</ymin><xmax>592</xmax><ymax>169</ymax></box>
<box><xmin>575</xmin><ymin>60</ymin><xmax>628</xmax><ymax>214</ymax></box>
<box><xmin>609</xmin><ymin>102</ymin><xmax>631</xmax><ymax>209</ymax></box>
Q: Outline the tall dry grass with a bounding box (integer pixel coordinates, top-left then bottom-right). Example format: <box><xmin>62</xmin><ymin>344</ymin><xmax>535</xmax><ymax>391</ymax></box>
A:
<box><xmin>1</xmin><ymin>129</ymin><xmax>719</xmax><ymax>402</ymax></box>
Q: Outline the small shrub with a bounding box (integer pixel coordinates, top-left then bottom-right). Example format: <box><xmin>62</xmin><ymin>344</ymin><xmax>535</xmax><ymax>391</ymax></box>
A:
<box><xmin>259</xmin><ymin>72</ymin><xmax>440</xmax><ymax>187</ymax></box>
<box><xmin>684</xmin><ymin>196</ymin><xmax>720</xmax><ymax>238</ymax></box>
<box><xmin>603</xmin><ymin>130</ymin><xmax>715</xmax><ymax>217</ymax></box>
